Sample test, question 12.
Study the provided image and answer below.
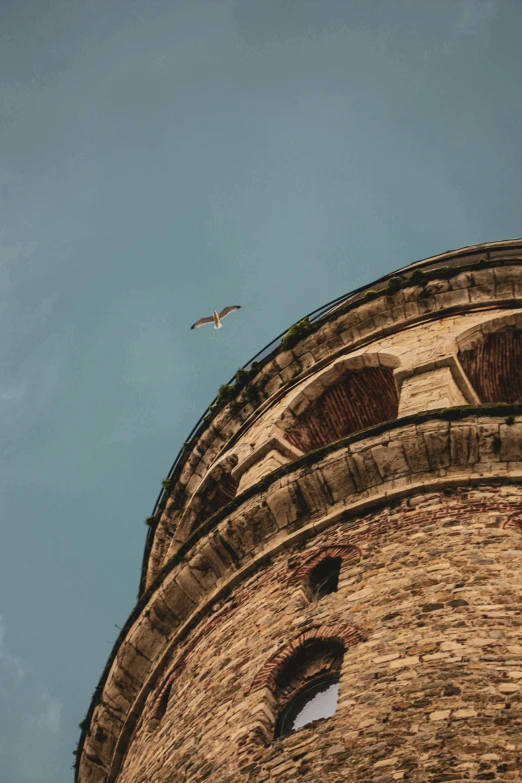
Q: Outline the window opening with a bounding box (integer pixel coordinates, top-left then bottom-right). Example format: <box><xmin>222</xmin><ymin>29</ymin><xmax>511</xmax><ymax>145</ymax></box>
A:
<box><xmin>458</xmin><ymin>328</ymin><xmax>522</xmax><ymax>403</ymax></box>
<box><xmin>275</xmin><ymin>674</ymin><xmax>340</xmax><ymax>738</ymax></box>
<box><xmin>309</xmin><ymin>557</ymin><xmax>342</xmax><ymax>600</ymax></box>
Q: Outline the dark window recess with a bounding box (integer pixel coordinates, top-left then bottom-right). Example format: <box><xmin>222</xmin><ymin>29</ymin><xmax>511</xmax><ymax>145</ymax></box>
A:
<box><xmin>309</xmin><ymin>557</ymin><xmax>342</xmax><ymax>600</ymax></box>
<box><xmin>189</xmin><ymin>472</ymin><xmax>239</xmax><ymax>534</ymax></box>
<box><xmin>275</xmin><ymin>675</ymin><xmax>340</xmax><ymax>738</ymax></box>
<box><xmin>458</xmin><ymin>328</ymin><xmax>522</xmax><ymax>404</ymax></box>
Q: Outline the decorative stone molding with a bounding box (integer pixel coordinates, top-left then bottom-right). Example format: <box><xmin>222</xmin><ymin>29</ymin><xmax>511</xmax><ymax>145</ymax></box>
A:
<box><xmin>231</xmin><ymin>429</ymin><xmax>303</xmax><ymax>494</ymax></box>
<box><xmin>77</xmin><ymin>409</ymin><xmax>522</xmax><ymax>783</ymax></box>
<box><xmin>456</xmin><ymin>311</ymin><xmax>522</xmax><ymax>353</ymax></box>
<box><xmin>395</xmin><ymin>354</ymin><xmax>480</xmax><ymax>417</ymax></box>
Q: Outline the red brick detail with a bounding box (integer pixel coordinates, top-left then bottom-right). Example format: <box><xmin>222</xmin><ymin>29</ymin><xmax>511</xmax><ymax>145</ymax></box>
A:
<box><xmin>285</xmin><ymin>366</ymin><xmax>398</xmax><ymax>453</ymax></box>
<box><xmin>288</xmin><ymin>545</ymin><xmax>361</xmax><ymax>585</ymax></box>
<box><xmin>458</xmin><ymin>329</ymin><xmax>522</xmax><ymax>403</ymax></box>
<box><xmin>249</xmin><ymin>624</ymin><xmax>364</xmax><ymax>693</ymax></box>
<box><xmin>500</xmin><ymin>511</ymin><xmax>522</xmax><ymax>532</ymax></box>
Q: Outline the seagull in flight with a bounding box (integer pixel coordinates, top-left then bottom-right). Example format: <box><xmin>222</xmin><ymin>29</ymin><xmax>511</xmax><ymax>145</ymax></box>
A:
<box><xmin>190</xmin><ymin>306</ymin><xmax>241</xmax><ymax>330</ymax></box>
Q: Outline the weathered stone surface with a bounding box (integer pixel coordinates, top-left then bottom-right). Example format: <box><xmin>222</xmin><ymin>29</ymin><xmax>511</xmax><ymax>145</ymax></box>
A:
<box><xmin>115</xmin><ymin>485</ymin><xmax>522</xmax><ymax>783</ymax></box>
<box><xmin>77</xmin><ymin>242</ymin><xmax>522</xmax><ymax>783</ymax></box>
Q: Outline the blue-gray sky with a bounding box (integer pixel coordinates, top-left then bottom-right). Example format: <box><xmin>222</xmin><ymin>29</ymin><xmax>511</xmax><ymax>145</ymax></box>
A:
<box><xmin>0</xmin><ymin>1</ymin><xmax>521</xmax><ymax>780</ymax></box>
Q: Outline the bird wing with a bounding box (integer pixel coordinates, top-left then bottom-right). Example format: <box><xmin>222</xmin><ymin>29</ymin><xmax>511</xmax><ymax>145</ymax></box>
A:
<box><xmin>190</xmin><ymin>316</ymin><xmax>214</xmax><ymax>330</ymax></box>
<box><xmin>218</xmin><ymin>305</ymin><xmax>241</xmax><ymax>319</ymax></box>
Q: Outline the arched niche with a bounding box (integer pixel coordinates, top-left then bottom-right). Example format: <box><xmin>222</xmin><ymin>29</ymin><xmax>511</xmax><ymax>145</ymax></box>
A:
<box><xmin>175</xmin><ymin>454</ymin><xmax>240</xmax><ymax>543</ymax></box>
<box><xmin>457</xmin><ymin>313</ymin><xmax>522</xmax><ymax>404</ymax></box>
<box><xmin>288</xmin><ymin>544</ymin><xmax>362</xmax><ymax>604</ymax></box>
<box><xmin>280</xmin><ymin>353</ymin><xmax>400</xmax><ymax>454</ymax></box>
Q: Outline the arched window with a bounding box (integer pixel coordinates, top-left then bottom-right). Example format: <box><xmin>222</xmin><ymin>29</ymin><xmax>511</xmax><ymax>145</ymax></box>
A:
<box><xmin>176</xmin><ymin>466</ymin><xmax>240</xmax><ymax>543</ymax></box>
<box><xmin>249</xmin><ymin>624</ymin><xmax>363</xmax><ymax>747</ymax></box>
<box><xmin>284</xmin><ymin>365</ymin><xmax>399</xmax><ymax>453</ymax></box>
<box><xmin>308</xmin><ymin>556</ymin><xmax>342</xmax><ymax>601</ymax></box>
<box><xmin>275</xmin><ymin>673</ymin><xmax>340</xmax><ymax>738</ymax></box>
<box><xmin>458</xmin><ymin>327</ymin><xmax>522</xmax><ymax>403</ymax></box>
<box><xmin>288</xmin><ymin>545</ymin><xmax>360</xmax><ymax>606</ymax></box>
<box><xmin>272</xmin><ymin>637</ymin><xmax>344</xmax><ymax>739</ymax></box>
<box><xmin>199</xmin><ymin>472</ymin><xmax>239</xmax><ymax>523</ymax></box>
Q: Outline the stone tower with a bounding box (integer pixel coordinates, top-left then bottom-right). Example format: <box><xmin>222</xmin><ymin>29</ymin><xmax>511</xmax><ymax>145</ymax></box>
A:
<box><xmin>77</xmin><ymin>239</ymin><xmax>522</xmax><ymax>783</ymax></box>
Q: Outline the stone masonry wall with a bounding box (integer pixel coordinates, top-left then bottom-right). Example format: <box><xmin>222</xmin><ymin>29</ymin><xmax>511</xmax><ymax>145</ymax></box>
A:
<box><xmin>118</xmin><ymin>485</ymin><xmax>522</xmax><ymax>783</ymax></box>
<box><xmin>76</xmin><ymin>242</ymin><xmax>522</xmax><ymax>783</ymax></box>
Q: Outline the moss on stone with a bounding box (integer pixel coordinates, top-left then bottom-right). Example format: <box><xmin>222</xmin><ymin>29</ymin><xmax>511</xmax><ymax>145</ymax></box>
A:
<box><xmin>281</xmin><ymin>317</ymin><xmax>319</xmax><ymax>350</ymax></box>
<box><xmin>386</xmin><ymin>276</ymin><xmax>404</xmax><ymax>294</ymax></box>
<box><xmin>214</xmin><ymin>383</ymin><xmax>236</xmax><ymax>407</ymax></box>
<box><xmin>408</xmin><ymin>268</ymin><xmax>426</xmax><ymax>284</ymax></box>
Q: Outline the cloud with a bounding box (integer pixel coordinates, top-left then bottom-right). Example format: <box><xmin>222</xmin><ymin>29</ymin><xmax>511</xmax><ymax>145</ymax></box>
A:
<box><xmin>453</xmin><ymin>0</ymin><xmax>498</xmax><ymax>35</ymax></box>
<box><xmin>0</xmin><ymin>385</ymin><xmax>26</xmax><ymax>402</ymax></box>
<box><xmin>0</xmin><ymin>616</ymin><xmax>28</xmax><ymax>685</ymax></box>
<box><xmin>0</xmin><ymin>233</ymin><xmax>37</xmax><ymax>265</ymax></box>
<box><xmin>0</xmin><ymin>616</ymin><xmax>66</xmax><ymax>782</ymax></box>
<box><xmin>31</xmin><ymin>691</ymin><xmax>62</xmax><ymax>735</ymax></box>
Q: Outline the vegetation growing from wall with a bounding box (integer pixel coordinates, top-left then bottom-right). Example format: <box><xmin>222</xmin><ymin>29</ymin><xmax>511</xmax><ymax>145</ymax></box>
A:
<box><xmin>208</xmin><ymin>362</ymin><xmax>263</xmax><ymax>414</ymax></box>
<box><xmin>356</xmin><ymin>258</ymin><xmax>493</xmax><ymax>305</ymax></box>
<box><xmin>281</xmin><ymin>317</ymin><xmax>319</xmax><ymax>350</ymax></box>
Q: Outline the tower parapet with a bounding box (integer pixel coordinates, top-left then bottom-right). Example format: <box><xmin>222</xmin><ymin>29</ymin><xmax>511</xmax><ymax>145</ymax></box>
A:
<box><xmin>77</xmin><ymin>239</ymin><xmax>522</xmax><ymax>783</ymax></box>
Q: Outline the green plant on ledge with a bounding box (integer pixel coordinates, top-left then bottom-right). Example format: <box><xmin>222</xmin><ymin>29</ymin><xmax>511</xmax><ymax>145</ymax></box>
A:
<box><xmin>386</xmin><ymin>275</ymin><xmax>404</xmax><ymax>294</ymax></box>
<box><xmin>214</xmin><ymin>383</ymin><xmax>236</xmax><ymax>408</ymax></box>
<box><xmin>161</xmin><ymin>478</ymin><xmax>176</xmax><ymax>493</ymax></box>
<box><xmin>144</xmin><ymin>516</ymin><xmax>156</xmax><ymax>527</ymax></box>
<box><xmin>281</xmin><ymin>316</ymin><xmax>319</xmax><ymax>350</ymax></box>
<box><xmin>408</xmin><ymin>268</ymin><xmax>426</xmax><ymax>285</ymax></box>
<box><xmin>211</xmin><ymin>362</ymin><xmax>263</xmax><ymax>412</ymax></box>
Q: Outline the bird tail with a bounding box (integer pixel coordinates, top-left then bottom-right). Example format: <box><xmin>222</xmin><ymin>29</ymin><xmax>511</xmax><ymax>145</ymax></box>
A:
<box><xmin>214</xmin><ymin>322</ymin><xmax>222</xmax><ymax>329</ymax></box>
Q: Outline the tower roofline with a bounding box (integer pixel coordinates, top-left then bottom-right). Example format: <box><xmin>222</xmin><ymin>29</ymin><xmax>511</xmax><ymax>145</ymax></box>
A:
<box><xmin>139</xmin><ymin>238</ymin><xmax>522</xmax><ymax>598</ymax></box>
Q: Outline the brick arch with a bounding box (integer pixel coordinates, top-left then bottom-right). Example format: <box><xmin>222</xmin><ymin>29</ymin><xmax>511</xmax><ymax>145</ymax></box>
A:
<box><xmin>250</xmin><ymin>624</ymin><xmax>365</xmax><ymax>694</ymax></box>
<box><xmin>279</xmin><ymin>353</ymin><xmax>400</xmax><ymax>454</ymax></box>
<box><xmin>288</xmin><ymin>545</ymin><xmax>361</xmax><ymax>586</ymax></box>
<box><xmin>457</xmin><ymin>313</ymin><xmax>522</xmax><ymax>404</ymax></box>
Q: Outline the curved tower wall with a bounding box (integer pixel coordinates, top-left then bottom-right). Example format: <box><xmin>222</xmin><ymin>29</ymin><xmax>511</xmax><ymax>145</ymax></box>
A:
<box><xmin>77</xmin><ymin>240</ymin><xmax>522</xmax><ymax>783</ymax></box>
